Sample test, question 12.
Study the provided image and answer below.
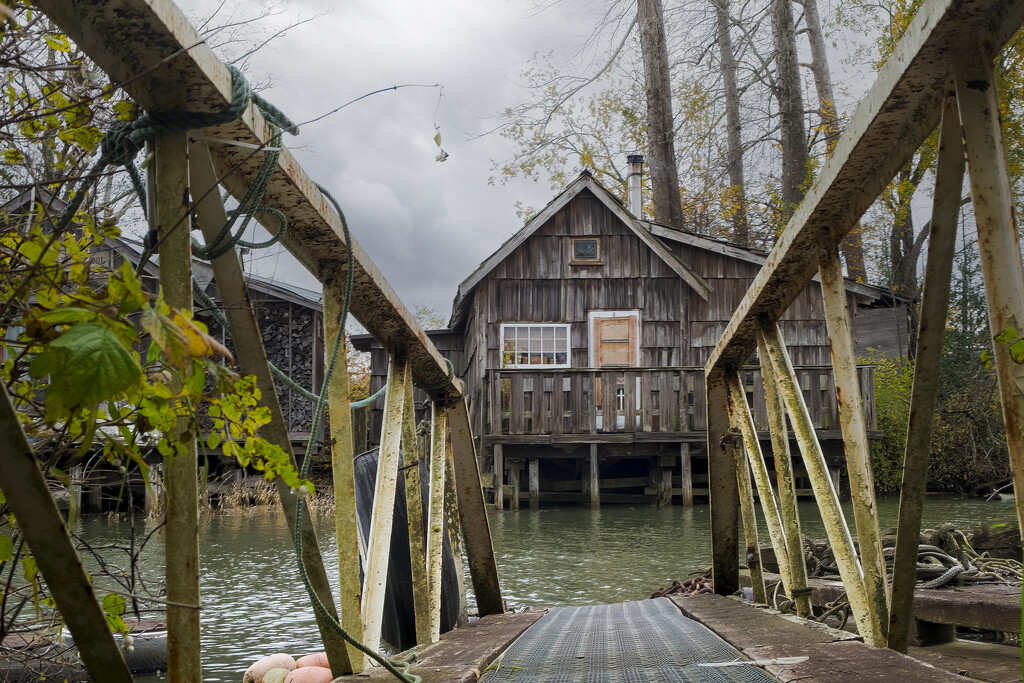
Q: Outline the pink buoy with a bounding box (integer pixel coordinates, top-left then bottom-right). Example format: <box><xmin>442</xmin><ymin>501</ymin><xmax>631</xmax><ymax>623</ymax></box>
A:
<box><xmin>284</xmin><ymin>666</ymin><xmax>334</xmax><ymax>683</ymax></box>
<box><xmin>243</xmin><ymin>653</ymin><xmax>297</xmax><ymax>683</ymax></box>
<box><xmin>295</xmin><ymin>652</ymin><xmax>330</xmax><ymax>669</ymax></box>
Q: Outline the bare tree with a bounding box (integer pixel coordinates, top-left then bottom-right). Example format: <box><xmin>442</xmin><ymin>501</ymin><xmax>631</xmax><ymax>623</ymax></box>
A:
<box><xmin>638</xmin><ymin>0</ymin><xmax>684</xmax><ymax>225</ymax></box>
<box><xmin>771</xmin><ymin>0</ymin><xmax>808</xmax><ymax>219</ymax></box>
<box><xmin>712</xmin><ymin>0</ymin><xmax>750</xmax><ymax>245</ymax></box>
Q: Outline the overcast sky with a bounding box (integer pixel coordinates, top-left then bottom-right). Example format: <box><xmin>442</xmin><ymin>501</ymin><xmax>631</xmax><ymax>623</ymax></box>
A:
<box><xmin>172</xmin><ymin>0</ymin><xmax>607</xmax><ymax>325</ymax></box>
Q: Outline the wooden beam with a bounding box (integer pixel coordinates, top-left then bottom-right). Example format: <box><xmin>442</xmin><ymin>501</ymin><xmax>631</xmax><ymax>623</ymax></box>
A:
<box><xmin>757</xmin><ymin>332</ymin><xmax>812</xmax><ymax>619</ymax></box>
<box><xmin>726</xmin><ymin>373</ymin><xmax>794</xmax><ymax>604</ymax></box>
<box><xmin>154</xmin><ymin>127</ymin><xmax>201</xmax><ymax>681</ymax></box>
<box><xmin>953</xmin><ymin>49</ymin><xmax>1024</xmax><ymax>540</ymax></box>
<box><xmin>707</xmin><ymin>368</ymin><xmax>739</xmax><ymax>595</ymax></box>
<box><xmin>759</xmin><ymin>322</ymin><xmax>885</xmax><ymax>647</ymax></box>
<box><xmin>726</xmin><ymin>427</ymin><xmax>766</xmax><ymax>604</ymax></box>
<box><xmin>401</xmin><ymin>368</ymin><xmax>430</xmax><ymax>644</ymax></box>
<box><xmin>362</xmin><ymin>352</ymin><xmax>407</xmax><ymax>658</ymax></box>
<box><xmin>704</xmin><ymin>0</ymin><xmax>1024</xmax><ymax>373</ymax></box>
<box><xmin>190</xmin><ymin>141</ymin><xmax>351</xmax><ymax>670</ymax></box>
<box><xmin>509</xmin><ymin>461</ymin><xmax>521</xmax><ymax>512</ymax></box>
<box><xmin>34</xmin><ymin>0</ymin><xmax>460</xmax><ymax>398</ymax></box>
<box><xmin>442</xmin><ymin>428</ymin><xmax>469</xmax><ymax>627</ymax></box>
<box><xmin>888</xmin><ymin>90</ymin><xmax>964</xmax><ymax>653</ymax></box>
<box><xmin>0</xmin><ymin>392</ymin><xmax>133</xmax><ymax>683</ymax></box>
<box><xmin>448</xmin><ymin>391</ymin><xmax>505</xmax><ymax>617</ymax></box>
<box><xmin>426</xmin><ymin>403</ymin><xmax>448</xmax><ymax>643</ymax></box>
<box><xmin>818</xmin><ymin>247</ymin><xmax>890</xmax><ymax>640</ymax></box>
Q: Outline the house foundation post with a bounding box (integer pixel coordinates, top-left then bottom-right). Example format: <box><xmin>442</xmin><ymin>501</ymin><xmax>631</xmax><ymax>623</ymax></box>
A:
<box><xmin>509</xmin><ymin>460</ymin><xmax>521</xmax><ymax>511</ymax></box>
<box><xmin>493</xmin><ymin>444</ymin><xmax>504</xmax><ymax>511</ymax></box>
<box><xmin>588</xmin><ymin>443</ymin><xmax>600</xmax><ymax>508</ymax></box>
<box><xmin>528</xmin><ymin>458</ymin><xmax>539</xmax><ymax>509</ymax></box>
<box><xmin>679</xmin><ymin>443</ymin><xmax>693</xmax><ymax>507</ymax></box>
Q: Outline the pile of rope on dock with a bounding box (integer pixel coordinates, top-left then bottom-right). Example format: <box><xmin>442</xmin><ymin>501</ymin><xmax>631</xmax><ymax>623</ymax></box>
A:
<box><xmin>801</xmin><ymin>523</ymin><xmax>1022</xmax><ymax>589</ymax></box>
<box><xmin>650</xmin><ymin>574</ymin><xmax>714</xmax><ymax>599</ymax></box>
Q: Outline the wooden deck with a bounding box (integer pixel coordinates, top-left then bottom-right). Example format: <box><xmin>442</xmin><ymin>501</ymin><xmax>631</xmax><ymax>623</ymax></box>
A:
<box><xmin>482</xmin><ymin>366</ymin><xmax>876</xmax><ymax>441</ymax></box>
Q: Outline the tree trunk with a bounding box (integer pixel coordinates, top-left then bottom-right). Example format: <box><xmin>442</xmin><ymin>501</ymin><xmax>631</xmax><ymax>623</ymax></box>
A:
<box><xmin>714</xmin><ymin>0</ymin><xmax>750</xmax><ymax>246</ymax></box>
<box><xmin>638</xmin><ymin>0</ymin><xmax>684</xmax><ymax>226</ymax></box>
<box><xmin>799</xmin><ymin>0</ymin><xmax>867</xmax><ymax>280</ymax></box>
<box><xmin>771</xmin><ymin>0</ymin><xmax>808</xmax><ymax>219</ymax></box>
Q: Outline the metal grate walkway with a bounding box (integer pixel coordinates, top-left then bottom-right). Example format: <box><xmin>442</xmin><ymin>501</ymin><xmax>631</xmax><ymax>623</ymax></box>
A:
<box><xmin>481</xmin><ymin>598</ymin><xmax>776</xmax><ymax>682</ymax></box>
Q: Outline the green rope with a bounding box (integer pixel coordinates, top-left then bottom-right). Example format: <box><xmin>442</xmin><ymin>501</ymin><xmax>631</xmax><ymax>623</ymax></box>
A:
<box><xmin>289</xmin><ymin>185</ymin><xmax>419</xmax><ymax>683</ymax></box>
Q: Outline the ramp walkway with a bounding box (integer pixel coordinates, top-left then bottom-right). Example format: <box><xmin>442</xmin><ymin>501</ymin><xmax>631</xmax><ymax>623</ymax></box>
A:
<box><xmin>481</xmin><ymin>598</ymin><xmax>775</xmax><ymax>682</ymax></box>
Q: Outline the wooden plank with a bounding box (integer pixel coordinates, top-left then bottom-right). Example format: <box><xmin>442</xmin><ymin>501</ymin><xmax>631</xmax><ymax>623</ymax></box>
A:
<box><xmin>493</xmin><ymin>444</ymin><xmax>504</xmax><ymax>512</ymax></box>
<box><xmin>155</xmin><ymin>127</ymin><xmax>201</xmax><ymax>681</ymax></box>
<box><xmin>362</xmin><ymin>352</ymin><xmax>407</xmax><ymax>657</ymax></box>
<box><xmin>508</xmin><ymin>461</ymin><xmax>521</xmax><ymax>512</ymax></box>
<box><xmin>552</xmin><ymin>373</ymin><xmax>566</xmax><ymax>435</ymax></box>
<box><xmin>680</xmin><ymin>443</ymin><xmax>693</xmax><ymax>507</ymax></box>
<box><xmin>509</xmin><ymin>373</ymin><xmax>525</xmax><ymax>435</ymax></box>
<box><xmin>0</xmin><ymin>392</ymin><xmax>133</xmax><ymax>683</ymax></box>
<box><xmin>745</xmin><ymin>641</ymin><xmax>964</xmax><ymax>682</ymax></box>
<box><xmin>641</xmin><ymin>371</ymin><xmax>653</xmax><ymax>432</ymax></box>
<box><xmin>669</xmin><ymin>594</ymin><xmax>840</xmax><ymax>649</ymax></box>
<box><xmin>528</xmin><ymin>459</ymin><xmax>540</xmax><ymax>509</ymax></box>
<box><xmin>401</xmin><ymin>367</ymin><xmax>430</xmax><ymax>645</ymax></box>
<box><xmin>589</xmin><ymin>443</ymin><xmax>600</xmax><ymax>508</ymax></box>
<box><xmin>705</xmin><ymin>0</ymin><xmax>1024</xmax><ymax>373</ymax></box>
<box><xmin>623</xmin><ymin>371</ymin><xmax>637</xmax><ymax>433</ymax></box>
<box><xmin>426</xmin><ymin>404</ymin><xmax>448</xmax><ymax>643</ymax></box>
<box><xmin>448</xmin><ymin>392</ymin><xmax>505</xmax><ymax>616</ymax></box>
<box><xmin>330</xmin><ymin>612</ymin><xmax>545</xmax><ymax>682</ymax></box>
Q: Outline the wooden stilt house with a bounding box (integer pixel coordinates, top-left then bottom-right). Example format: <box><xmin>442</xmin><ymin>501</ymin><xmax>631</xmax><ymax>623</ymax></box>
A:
<box><xmin>352</xmin><ymin>164</ymin><xmax>909</xmax><ymax>507</ymax></box>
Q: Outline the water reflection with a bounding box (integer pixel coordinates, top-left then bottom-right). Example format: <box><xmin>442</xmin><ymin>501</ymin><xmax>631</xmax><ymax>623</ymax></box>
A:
<box><xmin>72</xmin><ymin>497</ymin><xmax>1016</xmax><ymax>683</ymax></box>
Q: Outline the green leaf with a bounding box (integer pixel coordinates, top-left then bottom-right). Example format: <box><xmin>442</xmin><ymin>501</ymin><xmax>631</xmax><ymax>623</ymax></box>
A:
<box><xmin>44</xmin><ymin>33</ymin><xmax>71</xmax><ymax>52</ymax></box>
<box><xmin>0</xmin><ymin>535</ymin><xmax>12</xmax><ymax>562</ymax></box>
<box><xmin>3</xmin><ymin>149</ymin><xmax>24</xmax><ymax>164</ymax></box>
<box><xmin>102</xmin><ymin>593</ymin><xmax>127</xmax><ymax>633</ymax></box>
<box><xmin>980</xmin><ymin>349</ymin><xmax>993</xmax><ymax>369</ymax></box>
<box><xmin>28</xmin><ymin>323</ymin><xmax>143</xmax><ymax>421</ymax></box>
<box><xmin>22</xmin><ymin>554</ymin><xmax>37</xmax><ymax>582</ymax></box>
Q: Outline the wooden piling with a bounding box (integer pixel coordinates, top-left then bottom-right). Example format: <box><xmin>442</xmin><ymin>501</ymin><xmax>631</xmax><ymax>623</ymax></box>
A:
<box><xmin>953</xmin><ymin>51</ymin><xmax>1024</xmax><ymax>540</ymax></box>
<box><xmin>757</xmin><ymin>332</ymin><xmax>813</xmax><ymax>619</ymax></box>
<box><xmin>726</xmin><ymin>427</ymin><xmax>766</xmax><ymax>604</ymax></box>
<box><xmin>707</xmin><ymin>368</ymin><xmax>740</xmax><ymax>596</ymax></box>
<box><xmin>759</xmin><ymin>321</ymin><xmax>885</xmax><ymax>647</ymax></box>
<box><xmin>589</xmin><ymin>443</ymin><xmax>600</xmax><ymax>508</ymax></box>
<box><xmin>509</xmin><ymin>461</ymin><xmax>521</xmax><ymax>511</ymax></box>
<box><xmin>679</xmin><ymin>443</ymin><xmax>693</xmax><ymax>507</ymax></box>
<box><xmin>155</xmin><ymin>130</ymin><xmax>202</xmax><ymax>681</ymax></box>
<box><xmin>528</xmin><ymin>458</ymin><xmax>539</xmax><ymax>509</ymax></box>
<box><xmin>818</xmin><ymin>247</ymin><xmax>890</xmax><ymax>639</ymax></box>
<box><xmin>655</xmin><ymin>466</ymin><xmax>673</xmax><ymax>506</ymax></box>
<box><xmin>493</xmin><ymin>444</ymin><xmax>504</xmax><ymax>511</ymax></box>
<box><xmin>888</xmin><ymin>90</ymin><xmax>964</xmax><ymax>653</ymax></box>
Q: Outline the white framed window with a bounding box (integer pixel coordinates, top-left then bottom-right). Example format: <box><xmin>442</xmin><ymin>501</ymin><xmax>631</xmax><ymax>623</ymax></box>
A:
<box><xmin>500</xmin><ymin>323</ymin><xmax>570</xmax><ymax>368</ymax></box>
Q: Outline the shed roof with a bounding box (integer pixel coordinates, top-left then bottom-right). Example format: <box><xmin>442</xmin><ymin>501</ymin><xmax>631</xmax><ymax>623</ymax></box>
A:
<box><xmin>449</xmin><ymin>172</ymin><xmax>712</xmax><ymax>329</ymax></box>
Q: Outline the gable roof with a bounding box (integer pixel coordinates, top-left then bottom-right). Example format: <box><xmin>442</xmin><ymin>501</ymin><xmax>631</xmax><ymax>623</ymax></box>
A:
<box><xmin>450</xmin><ymin>172</ymin><xmax>712</xmax><ymax>328</ymax></box>
<box><xmin>646</xmin><ymin>221</ymin><xmax>904</xmax><ymax>304</ymax></box>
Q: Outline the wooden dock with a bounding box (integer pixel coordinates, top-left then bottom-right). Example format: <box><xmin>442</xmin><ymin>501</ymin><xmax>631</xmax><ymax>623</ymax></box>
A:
<box><xmin>333</xmin><ymin>595</ymin><xmax>976</xmax><ymax>682</ymax></box>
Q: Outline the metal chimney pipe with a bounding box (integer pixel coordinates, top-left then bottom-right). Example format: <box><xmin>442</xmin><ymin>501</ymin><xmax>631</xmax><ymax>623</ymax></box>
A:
<box><xmin>626</xmin><ymin>154</ymin><xmax>644</xmax><ymax>218</ymax></box>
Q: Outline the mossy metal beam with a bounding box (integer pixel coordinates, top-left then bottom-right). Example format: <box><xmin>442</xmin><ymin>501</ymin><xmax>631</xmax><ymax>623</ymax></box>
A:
<box><xmin>757</xmin><ymin>332</ymin><xmax>813</xmax><ymax>618</ymax></box>
<box><xmin>401</xmin><ymin>371</ymin><xmax>430</xmax><ymax>644</ymax></box>
<box><xmin>758</xmin><ymin>321</ymin><xmax>885</xmax><ymax>647</ymax></box>
<box><xmin>426</xmin><ymin>403</ymin><xmax>449</xmax><ymax>642</ymax></box>
<box><xmin>707</xmin><ymin>368</ymin><xmax>740</xmax><ymax>595</ymax></box>
<box><xmin>726</xmin><ymin>373</ymin><xmax>795</xmax><ymax>604</ymax></box>
<box><xmin>953</xmin><ymin>50</ymin><xmax>1024</xmax><ymax>541</ymax></box>
<box><xmin>887</xmin><ymin>89</ymin><xmax>964</xmax><ymax>653</ymax></box>
<box><xmin>818</xmin><ymin>247</ymin><xmax>889</xmax><ymax>640</ymax></box>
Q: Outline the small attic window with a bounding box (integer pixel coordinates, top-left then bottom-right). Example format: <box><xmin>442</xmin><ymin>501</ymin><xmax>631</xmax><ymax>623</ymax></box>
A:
<box><xmin>571</xmin><ymin>237</ymin><xmax>601</xmax><ymax>264</ymax></box>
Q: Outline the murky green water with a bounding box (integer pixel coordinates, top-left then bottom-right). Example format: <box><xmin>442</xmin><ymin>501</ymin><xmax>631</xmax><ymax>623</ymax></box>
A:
<box><xmin>74</xmin><ymin>497</ymin><xmax>1017</xmax><ymax>682</ymax></box>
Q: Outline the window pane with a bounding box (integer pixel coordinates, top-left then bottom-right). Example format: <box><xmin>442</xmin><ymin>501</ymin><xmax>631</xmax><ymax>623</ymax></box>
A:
<box><xmin>556</xmin><ymin>327</ymin><xmax>567</xmax><ymax>340</ymax></box>
<box><xmin>556</xmin><ymin>352</ymin><xmax>567</xmax><ymax>364</ymax></box>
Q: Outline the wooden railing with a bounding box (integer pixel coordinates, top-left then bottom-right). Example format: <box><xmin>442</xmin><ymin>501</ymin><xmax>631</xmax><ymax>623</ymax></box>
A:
<box><xmin>483</xmin><ymin>366</ymin><xmax>875</xmax><ymax>437</ymax></box>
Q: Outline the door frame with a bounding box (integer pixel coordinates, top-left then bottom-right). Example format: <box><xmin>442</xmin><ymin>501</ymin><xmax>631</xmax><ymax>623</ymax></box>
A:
<box><xmin>587</xmin><ymin>310</ymin><xmax>641</xmax><ymax>368</ymax></box>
